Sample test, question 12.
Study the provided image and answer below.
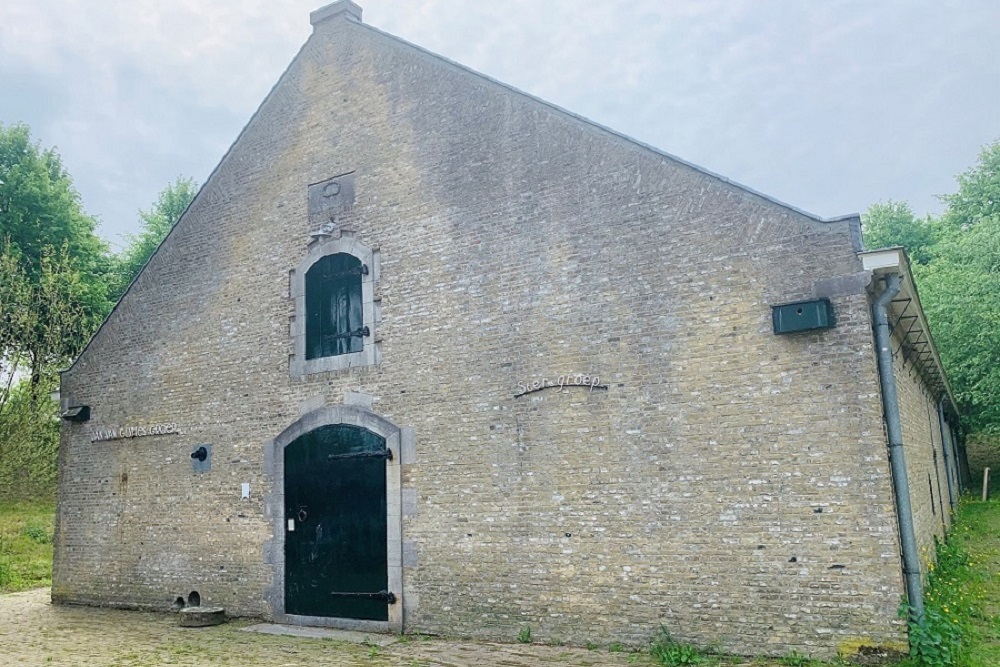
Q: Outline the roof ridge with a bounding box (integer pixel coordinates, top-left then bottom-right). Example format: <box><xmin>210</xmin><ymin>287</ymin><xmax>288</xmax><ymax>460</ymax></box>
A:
<box><xmin>345</xmin><ymin>18</ymin><xmax>857</xmax><ymax>224</ymax></box>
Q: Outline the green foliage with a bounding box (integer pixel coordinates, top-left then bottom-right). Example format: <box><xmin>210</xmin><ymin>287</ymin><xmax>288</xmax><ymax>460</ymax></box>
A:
<box><xmin>778</xmin><ymin>650</ymin><xmax>811</xmax><ymax>666</ymax></box>
<box><xmin>0</xmin><ymin>122</ymin><xmax>111</xmax><ymax>343</ymax></box>
<box><xmin>914</xmin><ymin>217</ymin><xmax>1000</xmax><ymax>435</ymax></box>
<box><xmin>1</xmin><ymin>238</ymin><xmax>100</xmax><ymax>393</ymax></box>
<box><xmin>863</xmin><ymin>138</ymin><xmax>1000</xmax><ymax>435</ymax></box>
<box><xmin>111</xmin><ymin>176</ymin><xmax>197</xmax><ymax>301</ymax></box>
<box><xmin>20</xmin><ymin>522</ymin><xmax>51</xmax><ymax>544</ymax></box>
<box><xmin>1</xmin><ymin>123</ymin><xmax>112</xmax><ymax>449</ymax></box>
<box><xmin>862</xmin><ymin>200</ymin><xmax>938</xmax><ymax>264</ymax></box>
<box><xmin>941</xmin><ymin>141</ymin><xmax>1000</xmax><ymax>231</ymax></box>
<box><xmin>608</xmin><ymin>642</ymin><xmax>625</xmax><ymax>652</ymax></box>
<box><xmin>650</xmin><ymin>628</ymin><xmax>704</xmax><ymax>666</ymax></box>
<box><xmin>0</xmin><ymin>377</ymin><xmax>60</xmax><ymax>499</ymax></box>
<box><xmin>517</xmin><ymin>625</ymin><xmax>532</xmax><ymax>644</ymax></box>
<box><xmin>902</xmin><ymin>521</ymin><xmax>979</xmax><ymax>667</ymax></box>
<box><xmin>1</xmin><ymin>237</ymin><xmax>84</xmax><ymax>499</ymax></box>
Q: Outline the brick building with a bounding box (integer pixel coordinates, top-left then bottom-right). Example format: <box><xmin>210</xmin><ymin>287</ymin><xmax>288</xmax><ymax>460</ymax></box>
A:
<box><xmin>54</xmin><ymin>1</ymin><xmax>966</xmax><ymax>658</ymax></box>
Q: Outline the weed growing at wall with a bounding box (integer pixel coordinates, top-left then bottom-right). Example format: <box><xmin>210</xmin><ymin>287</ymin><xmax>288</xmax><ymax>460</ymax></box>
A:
<box><xmin>903</xmin><ymin>502</ymin><xmax>981</xmax><ymax>667</ymax></box>
<box><xmin>777</xmin><ymin>650</ymin><xmax>812</xmax><ymax>666</ymax></box>
<box><xmin>650</xmin><ymin>628</ymin><xmax>705</xmax><ymax>666</ymax></box>
<box><xmin>516</xmin><ymin>626</ymin><xmax>532</xmax><ymax>644</ymax></box>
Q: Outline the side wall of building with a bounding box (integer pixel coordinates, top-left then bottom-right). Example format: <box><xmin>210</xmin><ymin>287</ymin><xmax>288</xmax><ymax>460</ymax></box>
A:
<box><xmin>55</xmin><ymin>16</ymin><xmax>906</xmax><ymax>658</ymax></box>
<box><xmin>891</xmin><ymin>330</ymin><xmax>954</xmax><ymax>572</ymax></box>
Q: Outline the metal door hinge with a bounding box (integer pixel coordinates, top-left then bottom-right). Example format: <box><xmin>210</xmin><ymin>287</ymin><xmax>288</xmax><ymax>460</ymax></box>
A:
<box><xmin>329</xmin><ymin>590</ymin><xmax>397</xmax><ymax>604</ymax></box>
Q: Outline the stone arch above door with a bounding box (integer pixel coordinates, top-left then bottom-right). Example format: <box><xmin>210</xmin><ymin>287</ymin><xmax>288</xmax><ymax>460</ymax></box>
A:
<box><xmin>263</xmin><ymin>405</ymin><xmax>403</xmax><ymax>633</ymax></box>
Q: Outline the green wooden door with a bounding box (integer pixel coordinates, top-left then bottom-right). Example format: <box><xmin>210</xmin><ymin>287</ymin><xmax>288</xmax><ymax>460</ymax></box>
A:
<box><xmin>284</xmin><ymin>425</ymin><xmax>388</xmax><ymax>620</ymax></box>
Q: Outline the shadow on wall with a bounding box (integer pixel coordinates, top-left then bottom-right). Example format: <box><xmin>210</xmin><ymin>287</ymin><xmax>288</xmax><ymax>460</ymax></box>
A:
<box><xmin>966</xmin><ymin>434</ymin><xmax>1000</xmax><ymax>496</ymax></box>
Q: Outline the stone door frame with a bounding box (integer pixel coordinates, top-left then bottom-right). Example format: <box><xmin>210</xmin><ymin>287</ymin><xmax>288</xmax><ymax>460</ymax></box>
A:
<box><xmin>264</xmin><ymin>405</ymin><xmax>402</xmax><ymax>633</ymax></box>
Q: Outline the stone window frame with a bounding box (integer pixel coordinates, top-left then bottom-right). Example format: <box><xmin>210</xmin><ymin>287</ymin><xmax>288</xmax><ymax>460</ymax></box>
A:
<box><xmin>290</xmin><ymin>237</ymin><xmax>379</xmax><ymax>377</ymax></box>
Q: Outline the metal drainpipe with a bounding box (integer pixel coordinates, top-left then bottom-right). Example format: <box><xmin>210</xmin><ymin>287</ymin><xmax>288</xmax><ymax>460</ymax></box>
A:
<box><xmin>938</xmin><ymin>400</ymin><xmax>956</xmax><ymax>510</ymax></box>
<box><xmin>873</xmin><ymin>273</ymin><xmax>925</xmax><ymax>622</ymax></box>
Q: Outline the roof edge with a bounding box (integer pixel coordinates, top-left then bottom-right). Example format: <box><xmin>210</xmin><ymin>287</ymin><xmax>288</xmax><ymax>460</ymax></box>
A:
<box><xmin>63</xmin><ymin>35</ymin><xmax>320</xmax><ymax>376</ymax></box>
<box><xmin>347</xmin><ymin>18</ymin><xmax>855</xmax><ymax>225</ymax></box>
<box><xmin>860</xmin><ymin>246</ymin><xmax>960</xmax><ymax>417</ymax></box>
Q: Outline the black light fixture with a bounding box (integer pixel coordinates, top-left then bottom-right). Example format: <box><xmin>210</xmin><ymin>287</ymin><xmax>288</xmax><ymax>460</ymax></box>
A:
<box><xmin>191</xmin><ymin>446</ymin><xmax>208</xmax><ymax>462</ymax></box>
<box><xmin>61</xmin><ymin>406</ymin><xmax>91</xmax><ymax>422</ymax></box>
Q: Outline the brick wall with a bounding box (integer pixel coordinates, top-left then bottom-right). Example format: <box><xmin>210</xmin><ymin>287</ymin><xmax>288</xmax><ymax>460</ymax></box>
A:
<box><xmin>891</xmin><ymin>331</ymin><xmax>953</xmax><ymax>570</ymax></box>
<box><xmin>55</xmin><ymin>14</ymin><xmax>908</xmax><ymax>658</ymax></box>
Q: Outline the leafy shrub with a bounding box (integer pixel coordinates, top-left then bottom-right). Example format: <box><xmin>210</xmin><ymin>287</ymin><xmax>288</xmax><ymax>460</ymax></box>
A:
<box><xmin>21</xmin><ymin>523</ymin><xmax>51</xmax><ymax>544</ymax></box>
<box><xmin>650</xmin><ymin>627</ymin><xmax>703</xmax><ymax>666</ymax></box>
<box><xmin>517</xmin><ymin>626</ymin><xmax>531</xmax><ymax>644</ymax></box>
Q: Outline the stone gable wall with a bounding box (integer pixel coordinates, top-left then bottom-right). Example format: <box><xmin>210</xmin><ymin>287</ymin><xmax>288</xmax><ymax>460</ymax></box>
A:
<box><xmin>56</xmin><ymin>17</ymin><xmax>907</xmax><ymax>658</ymax></box>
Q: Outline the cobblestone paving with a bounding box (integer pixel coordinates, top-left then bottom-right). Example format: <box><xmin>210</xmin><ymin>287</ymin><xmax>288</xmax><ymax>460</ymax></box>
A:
<box><xmin>0</xmin><ymin>589</ymin><xmax>655</xmax><ymax>666</ymax></box>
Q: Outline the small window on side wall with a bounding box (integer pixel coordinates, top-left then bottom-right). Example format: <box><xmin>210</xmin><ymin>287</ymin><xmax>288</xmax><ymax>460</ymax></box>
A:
<box><xmin>305</xmin><ymin>253</ymin><xmax>366</xmax><ymax>360</ymax></box>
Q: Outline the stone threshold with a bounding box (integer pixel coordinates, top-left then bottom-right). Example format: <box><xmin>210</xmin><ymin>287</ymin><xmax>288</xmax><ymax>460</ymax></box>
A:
<box><xmin>240</xmin><ymin>623</ymin><xmax>398</xmax><ymax>646</ymax></box>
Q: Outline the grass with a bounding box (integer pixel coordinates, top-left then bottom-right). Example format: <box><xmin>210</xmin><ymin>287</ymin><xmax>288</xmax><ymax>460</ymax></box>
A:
<box><xmin>936</xmin><ymin>497</ymin><xmax>1000</xmax><ymax>667</ymax></box>
<box><xmin>0</xmin><ymin>498</ymin><xmax>55</xmax><ymax>593</ymax></box>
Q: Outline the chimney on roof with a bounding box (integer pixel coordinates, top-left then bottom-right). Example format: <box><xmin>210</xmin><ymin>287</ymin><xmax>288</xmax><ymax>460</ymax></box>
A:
<box><xmin>310</xmin><ymin>0</ymin><xmax>363</xmax><ymax>26</ymax></box>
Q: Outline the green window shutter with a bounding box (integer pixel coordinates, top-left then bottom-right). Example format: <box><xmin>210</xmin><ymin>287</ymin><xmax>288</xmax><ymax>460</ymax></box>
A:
<box><xmin>305</xmin><ymin>253</ymin><xmax>364</xmax><ymax>360</ymax></box>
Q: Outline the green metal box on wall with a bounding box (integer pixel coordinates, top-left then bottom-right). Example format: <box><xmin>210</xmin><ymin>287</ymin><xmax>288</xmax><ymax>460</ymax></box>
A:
<box><xmin>772</xmin><ymin>299</ymin><xmax>836</xmax><ymax>335</ymax></box>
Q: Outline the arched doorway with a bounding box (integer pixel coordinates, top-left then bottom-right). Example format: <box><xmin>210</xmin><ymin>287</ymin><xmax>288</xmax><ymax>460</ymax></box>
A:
<box><xmin>266</xmin><ymin>406</ymin><xmax>403</xmax><ymax>631</ymax></box>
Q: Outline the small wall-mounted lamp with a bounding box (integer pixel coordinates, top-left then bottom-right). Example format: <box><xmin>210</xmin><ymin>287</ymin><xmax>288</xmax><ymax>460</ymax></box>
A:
<box><xmin>61</xmin><ymin>406</ymin><xmax>91</xmax><ymax>422</ymax></box>
<box><xmin>190</xmin><ymin>445</ymin><xmax>212</xmax><ymax>473</ymax></box>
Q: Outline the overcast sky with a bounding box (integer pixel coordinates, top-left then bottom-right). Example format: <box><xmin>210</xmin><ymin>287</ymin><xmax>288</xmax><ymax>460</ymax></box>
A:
<box><xmin>2</xmin><ymin>0</ymin><xmax>998</xmax><ymax>248</ymax></box>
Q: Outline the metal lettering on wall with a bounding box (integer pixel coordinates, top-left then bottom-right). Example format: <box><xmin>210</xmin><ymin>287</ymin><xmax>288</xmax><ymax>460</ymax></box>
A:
<box><xmin>90</xmin><ymin>423</ymin><xmax>180</xmax><ymax>443</ymax></box>
<box><xmin>515</xmin><ymin>374</ymin><xmax>607</xmax><ymax>398</ymax></box>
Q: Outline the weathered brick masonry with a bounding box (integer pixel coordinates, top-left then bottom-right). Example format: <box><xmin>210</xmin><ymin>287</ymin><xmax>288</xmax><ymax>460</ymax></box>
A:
<box><xmin>54</xmin><ymin>2</ymin><xmax>961</xmax><ymax>659</ymax></box>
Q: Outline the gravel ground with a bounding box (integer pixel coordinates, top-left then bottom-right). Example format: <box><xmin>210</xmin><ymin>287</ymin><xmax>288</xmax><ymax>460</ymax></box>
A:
<box><xmin>0</xmin><ymin>588</ymin><xmax>655</xmax><ymax>666</ymax></box>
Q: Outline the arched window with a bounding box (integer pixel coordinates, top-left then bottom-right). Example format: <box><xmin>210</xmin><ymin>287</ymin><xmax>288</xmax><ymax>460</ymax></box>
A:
<box><xmin>305</xmin><ymin>253</ymin><xmax>367</xmax><ymax>359</ymax></box>
<box><xmin>290</xmin><ymin>237</ymin><xmax>379</xmax><ymax>377</ymax></box>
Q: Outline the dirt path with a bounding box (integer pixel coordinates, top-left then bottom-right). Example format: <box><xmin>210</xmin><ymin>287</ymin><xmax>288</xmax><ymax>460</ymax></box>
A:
<box><xmin>0</xmin><ymin>589</ymin><xmax>652</xmax><ymax>666</ymax></box>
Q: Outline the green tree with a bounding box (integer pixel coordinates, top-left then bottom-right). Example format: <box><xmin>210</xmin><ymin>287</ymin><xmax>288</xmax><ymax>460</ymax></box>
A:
<box><xmin>862</xmin><ymin>200</ymin><xmax>938</xmax><ymax>264</ymax></box>
<box><xmin>0</xmin><ymin>375</ymin><xmax>59</xmax><ymax>499</ymax></box>
<box><xmin>941</xmin><ymin>140</ymin><xmax>1000</xmax><ymax>230</ymax></box>
<box><xmin>111</xmin><ymin>176</ymin><xmax>197</xmax><ymax>300</ymax></box>
<box><xmin>864</xmin><ymin>138</ymin><xmax>1000</xmax><ymax>435</ymax></box>
<box><xmin>0</xmin><ymin>238</ymin><xmax>93</xmax><ymax>403</ymax></box>
<box><xmin>0</xmin><ymin>123</ymin><xmax>115</xmax><ymax>499</ymax></box>
<box><xmin>917</xmin><ymin>142</ymin><xmax>1000</xmax><ymax>435</ymax></box>
<box><xmin>0</xmin><ymin>124</ymin><xmax>111</xmax><ymax>399</ymax></box>
<box><xmin>0</xmin><ymin>123</ymin><xmax>110</xmax><ymax>320</ymax></box>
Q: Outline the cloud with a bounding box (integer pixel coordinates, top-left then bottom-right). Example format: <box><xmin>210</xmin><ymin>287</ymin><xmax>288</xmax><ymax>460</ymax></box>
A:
<box><xmin>1</xmin><ymin>0</ymin><xmax>998</xmax><ymax>242</ymax></box>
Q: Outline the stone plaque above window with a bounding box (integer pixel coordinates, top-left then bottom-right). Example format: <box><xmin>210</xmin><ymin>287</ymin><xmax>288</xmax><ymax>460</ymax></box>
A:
<box><xmin>308</xmin><ymin>173</ymin><xmax>355</xmax><ymax>223</ymax></box>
